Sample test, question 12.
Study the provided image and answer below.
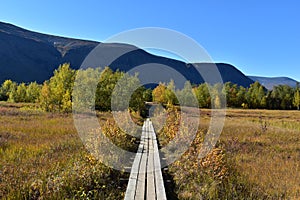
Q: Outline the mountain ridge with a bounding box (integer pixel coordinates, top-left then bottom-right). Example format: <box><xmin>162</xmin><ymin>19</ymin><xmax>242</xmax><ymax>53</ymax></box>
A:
<box><xmin>248</xmin><ymin>76</ymin><xmax>298</xmax><ymax>90</ymax></box>
<box><xmin>0</xmin><ymin>21</ymin><xmax>261</xmax><ymax>88</ymax></box>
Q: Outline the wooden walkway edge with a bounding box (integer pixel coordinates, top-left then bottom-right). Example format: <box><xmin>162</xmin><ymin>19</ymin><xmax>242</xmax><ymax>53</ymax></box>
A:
<box><xmin>124</xmin><ymin>118</ymin><xmax>167</xmax><ymax>200</ymax></box>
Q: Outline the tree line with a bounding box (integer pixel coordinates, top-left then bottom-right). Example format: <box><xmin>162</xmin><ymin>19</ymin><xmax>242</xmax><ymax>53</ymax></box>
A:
<box><xmin>0</xmin><ymin>64</ymin><xmax>152</xmax><ymax>113</ymax></box>
<box><xmin>152</xmin><ymin>81</ymin><xmax>300</xmax><ymax>110</ymax></box>
<box><xmin>0</xmin><ymin>63</ymin><xmax>299</xmax><ymax>112</ymax></box>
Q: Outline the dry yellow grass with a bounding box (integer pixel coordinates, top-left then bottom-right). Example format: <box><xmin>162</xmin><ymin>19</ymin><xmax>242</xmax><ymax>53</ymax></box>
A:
<box><xmin>155</xmin><ymin>107</ymin><xmax>299</xmax><ymax>199</ymax></box>
<box><xmin>1</xmin><ymin>102</ymin><xmax>299</xmax><ymax>199</ymax></box>
<box><xmin>0</xmin><ymin>102</ymin><xmax>134</xmax><ymax>199</ymax></box>
<box><xmin>203</xmin><ymin>108</ymin><xmax>300</xmax><ymax>199</ymax></box>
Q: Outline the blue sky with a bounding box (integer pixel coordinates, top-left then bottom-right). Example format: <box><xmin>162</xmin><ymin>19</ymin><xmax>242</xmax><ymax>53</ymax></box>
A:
<box><xmin>1</xmin><ymin>0</ymin><xmax>299</xmax><ymax>81</ymax></box>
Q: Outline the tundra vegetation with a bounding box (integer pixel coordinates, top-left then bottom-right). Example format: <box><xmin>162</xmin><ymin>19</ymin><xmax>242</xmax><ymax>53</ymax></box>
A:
<box><xmin>0</xmin><ymin>64</ymin><xmax>299</xmax><ymax>199</ymax></box>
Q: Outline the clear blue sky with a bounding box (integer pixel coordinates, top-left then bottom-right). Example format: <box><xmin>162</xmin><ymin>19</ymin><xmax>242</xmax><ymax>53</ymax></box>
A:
<box><xmin>1</xmin><ymin>0</ymin><xmax>299</xmax><ymax>81</ymax></box>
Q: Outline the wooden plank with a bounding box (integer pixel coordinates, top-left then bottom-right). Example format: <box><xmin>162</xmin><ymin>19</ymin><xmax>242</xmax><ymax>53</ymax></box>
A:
<box><xmin>125</xmin><ymin>118</ymin><xmax>167</xmax><ymax>200</ymax></box>
<box><xmin>147</xmin><ymin>130</ymin><xmax>156</xmax><ymax>200</ymax></box>
<box><xmin>151</xmin><ymin>121</ymin><xmax>167</xmax><ymax>200</ymax></box>
<box><xmin>154</xmin><ymin>149</ymin><xmax>167</xmax><ymax>200</ymax></box>
<box><xmin>135</xmin><ymin>152</ymin><xmax>147</xmax><ymax>199</ymax></box>
<box><xmin>134</xmin><ymin>123</ymin><xmax>148</xmax><ymax>200</ymax></box>
<box><xmin>124</xmin><ymin>122</ymin><xmax>147</xmax><ymax>200</ymax></box>
<box><xmin>124</xmin><ymin>150</ymin><xmax>142</xmax><ymax>200</ymax></box>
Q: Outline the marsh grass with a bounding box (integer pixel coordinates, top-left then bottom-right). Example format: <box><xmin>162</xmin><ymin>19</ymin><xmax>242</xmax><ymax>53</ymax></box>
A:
<box><xmin>156</xmin><ymin>107</ymin><xmax>300</xmax><ymax>199</ymax></box>
<box><xmin>1</xmin><ymin>102</ymin><xmax>299</xmax><ymax>199</ymax></box>
<box><xmin>0</xmin><ymin>102</ymin><xmax>136</xmax><ymax>199</ymax></box>
<box><xmin>207</xmin><ymin>109</ymin><xmax>300</xmax><ymax>199</ymax></box>
<box><xmin>221</xmin><ymin>110</ymin><xmax>300</xmax><ymax>199</ymax></box>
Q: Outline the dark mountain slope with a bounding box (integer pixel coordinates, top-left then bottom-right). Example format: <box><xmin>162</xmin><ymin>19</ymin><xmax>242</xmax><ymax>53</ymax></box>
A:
<box><xmin>249</xmin><ymin>76</ymin><xmax>298</xmax><ymax>90</ymax></box>
<box><xmin>0</xmin><ymin>22</ymin><xmax>98</xmax><ymax>83</ymax></box>
<box><xmin>193</xmin><ymin>63</ymin><xmax>254</xmax><ymax>87</ymax></box>
<box><xmin>94</xmin><ymin>45</ymin><xmax>254</xmax><ymax>87</ymax></box>
<box><xmin>0</xmin><ymin>21</ymin><xmax>254</xmax><ymax>87</ymax></box>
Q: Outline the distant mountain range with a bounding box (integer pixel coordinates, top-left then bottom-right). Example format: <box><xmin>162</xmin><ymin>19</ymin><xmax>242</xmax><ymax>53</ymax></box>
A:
<box><xmin>248</xmin><ymin>76</ymin><xmax>298</xmax><ymax>90</ymax></box>
<box><xmin>0</xmin><ymin>21</ymin><xmax>297</xmax><ymax>89</ymax></box>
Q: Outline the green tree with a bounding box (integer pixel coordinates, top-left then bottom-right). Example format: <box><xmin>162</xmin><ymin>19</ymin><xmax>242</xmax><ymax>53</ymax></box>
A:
<box><xmin>177</xmin><ymin>81</ymin><xmax>197</xmax><ymax>107</ymax></box>
<box><xmin>129</xmin><ymin>86</ymin><xmax>148</xmax><ymax>113</ymax></box>
<box><xmin>165</xmin><ymin>80</ymin><xmax>178</xmax><ymax>105</ymax></box>
<box><xmin>293</xmin><ymin>83</ymin><xmax>300</xmax><ymax>110</ymax></box>
<box><xmin>142</xmin><ymin>88</ymin><xmax>153</xmax><ymax>102</ymax></box>
<box><xmin>39</xmin><ymin>63</ymin><xmax>75</xmax><ymax>112</ymax></box>
<box><xmin>270</xmin><ymin>85</ymin><xmax>294</xmax><ymax>109</ymax></box>
<box><xmin>0</xmin><ymin>80</ymin><xmax>17</xmax><ymax>101</ymax></box>
<box><xmin>16</xmin><ymin>83</ymin><xmax>27</xmax><ymax>102</ymax></box>
<box><xmin>194</xmin><ymin>83</ymin><xmax>211</xmax><ymax>108</ymax></box>
<box><xmin>260</xmin><ymin>96</ymin><xmax>267</xmax><ymax>108</ymax></box>
<box><xmin>258</xmin><ymin>85</ymin><xmax>266</xmax><ymax>108</ymax></box>
<box><xmin>236</xmin><ymin>86</ymin><xmax>247</xmax><ymax>108</ymax></box>
<box><xmin>7</xmin><ymin>84</ymin><xmax>18</xmax><ymax>103</ymax></box>
<box><xmin>95</xmin><ymin>67</ymin><xmax>123</xmax><ymax>111</ymax></box>
<box><xmin>111</xmin><ymin>72</ymin><xmax>141</xmax><ymax>111</ymax></box>
<box><xmin>73</xmin><ymin>67</ymin><xmax>102</xmax><ymax>111</ymax></box>
<box><xmin>49</xmin><ymin>63</ymin><xmax>75</xmax><ymax>111</ymax></box>
<box><xmin>247</xmin><ymin>82</ymin><xmax>266</xmax><ymax>108</ymax></box>
<box><xmin>26</xmin><ymin>82</ymin><xmax>41</xmax><ymax>103</ymax></box>
<box><xmin>39</xmin><ymin>82</ymin><xmax>51</xmax><ymax>112</ymax></box>
<box><xmin>62</xmin><ymin>90</ymin><xmax>72</xmax><ymax>113</ymax></box>
<box><xmin>223</xmin><ymin>82</ymin><xmax>239</xmax><ymax>107</ymax></box>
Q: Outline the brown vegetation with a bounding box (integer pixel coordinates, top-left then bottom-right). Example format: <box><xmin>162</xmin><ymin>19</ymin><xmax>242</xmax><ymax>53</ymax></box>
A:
<box><xmin>0</xmin><ymin>102</ymin><xmax>299</xmax><ymax>199</ymax></box>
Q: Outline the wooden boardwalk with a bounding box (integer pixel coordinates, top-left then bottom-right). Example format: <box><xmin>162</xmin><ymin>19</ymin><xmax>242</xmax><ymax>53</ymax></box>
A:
<box><xmin>124</xmin><ymin>119</ymin><xmax>167</xmax><ymax>200</ymax></box>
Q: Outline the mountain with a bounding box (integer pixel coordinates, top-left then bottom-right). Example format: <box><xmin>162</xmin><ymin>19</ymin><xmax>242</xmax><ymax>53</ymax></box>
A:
<box><xmin>0</xmin><ymin>21</ymin><xmax>254</xmax><ymax>87</ymax></box>
<box><xmin>99</xmin><ymin>45</ymin><xmax>254</xmax><ymax>88</ymax></box>
<box><xmin>0</xmin><ymin>22</ymin><xmax>99</xmax><ymax>83</ymax></box>
<box><xmin>248</xmin><ymin>76</ymin><xmax>299</xmax><ymax>90</ymax></box>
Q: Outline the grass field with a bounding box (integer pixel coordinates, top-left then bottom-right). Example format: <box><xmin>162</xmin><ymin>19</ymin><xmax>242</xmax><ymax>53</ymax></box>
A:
<box><xmin>0</xmin><ymin>102</ymin><xmax>136</xmax><ymax>199</ymax></box>
<box><xmin>160</xmin><ymin>108</ymin><xmax>300</xmax><ymax>199</ymax></box>
<box><xmin>0</xmin><ymin>102</ymin><xmax>299</xmax><ymax>199</ymax></box>
<box><xmin>219</xmin><ymin>109</ymin><xmax>300</xmax><ymax>199</ymax></box>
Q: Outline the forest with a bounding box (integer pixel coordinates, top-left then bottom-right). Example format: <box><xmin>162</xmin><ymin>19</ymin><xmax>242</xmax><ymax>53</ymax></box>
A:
<box><xmin>0</xmin><ymin>63</ymin><xmax>299</xmax><ymax>112</ymax></box>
